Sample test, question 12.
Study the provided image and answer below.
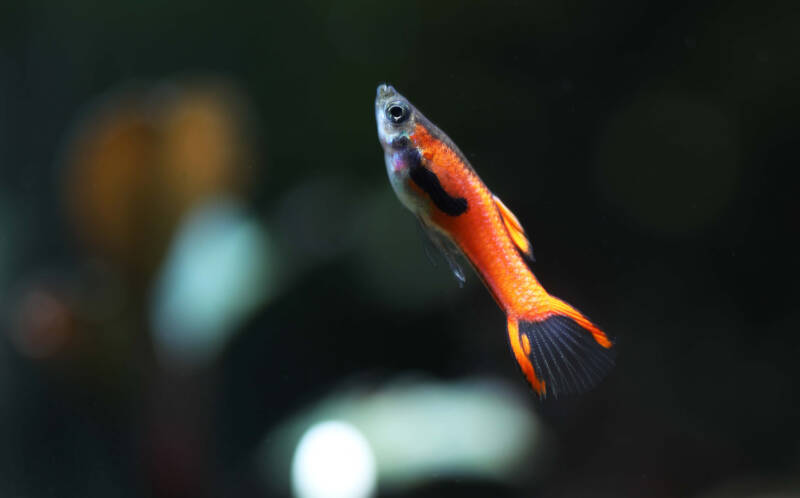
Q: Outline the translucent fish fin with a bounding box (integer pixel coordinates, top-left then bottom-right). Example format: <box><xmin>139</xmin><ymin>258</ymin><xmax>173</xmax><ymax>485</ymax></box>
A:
<box><xmin>493</xmin><ymin>194</ymin><xmax>534</xmax><ymax>262</ymax></box>
<box><xmin>515</xmin><ymin>314</ymin><xmax>615</xmax><ymax>399</ymax></box>
<box><xmin>418</xmin><ymin>216</ymin><xmax>466</xmax><ymax>287</ymax></box>
<box><xmin>416</xmin><ymin>218</ymin><xmax>439</xmax><ymax>269</ymax></box>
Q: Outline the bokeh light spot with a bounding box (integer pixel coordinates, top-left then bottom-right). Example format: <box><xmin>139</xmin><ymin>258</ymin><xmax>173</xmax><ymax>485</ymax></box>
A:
<box><xmin>291</xmin><ymin>420</ymin><xmax>377</xmax><ymax>498</ymax></box>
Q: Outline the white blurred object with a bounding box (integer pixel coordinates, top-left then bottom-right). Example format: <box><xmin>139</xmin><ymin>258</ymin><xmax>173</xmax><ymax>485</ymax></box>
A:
<box><xmin>351</xmin><ymin>379</ymin><xmax>539</xmax><ymax>486</ymax></box>
<box><xmin>291</xmin><ymin>420</ymin><xmax>377</xmax><ymax>498</ymax></box>
<box><xmin>261</xmin><ymin>378</ymin><xmax>544</xmax><ymax>495</ymax></box>
<box><xmin>150</xmin><ymin>198</ymin><xmax>273</xmax><ymax>368</ymax></box>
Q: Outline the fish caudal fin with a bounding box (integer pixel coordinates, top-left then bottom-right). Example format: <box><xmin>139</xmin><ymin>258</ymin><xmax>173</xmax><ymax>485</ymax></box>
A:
<box><xmin>507</xmin><ymin>302</ymin><xmax>615</xmax><ymax>399</ymax></box>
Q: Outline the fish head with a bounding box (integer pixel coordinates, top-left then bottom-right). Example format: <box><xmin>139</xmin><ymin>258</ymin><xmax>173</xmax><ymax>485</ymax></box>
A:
<box><xmin>375</xmin><ymin>84</ymin><xmax>416</xmax><ymax>150</ymax></box>
<box><xmin>374</xmin><ymin>84</ymin><xmax>428</xmax><ymax>213</ymax></box>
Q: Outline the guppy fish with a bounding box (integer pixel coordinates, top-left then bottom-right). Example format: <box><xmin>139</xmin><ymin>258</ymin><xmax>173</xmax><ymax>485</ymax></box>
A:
<box><xmin>374</xmin><ymin>84</ymin><xmax>614</xmax><ymax>398</ymax></box>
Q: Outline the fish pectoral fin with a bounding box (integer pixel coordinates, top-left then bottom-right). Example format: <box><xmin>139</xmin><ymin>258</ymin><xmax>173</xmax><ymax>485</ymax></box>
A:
<box><xmin>418</xmin><ymin>216</ymin><xmax>466</xmax><ymax>287</ymax></box>
<box><xmin>493</xmin><ymin>195</ymin><xmax>534</xmax><ymax>261</ymax></box>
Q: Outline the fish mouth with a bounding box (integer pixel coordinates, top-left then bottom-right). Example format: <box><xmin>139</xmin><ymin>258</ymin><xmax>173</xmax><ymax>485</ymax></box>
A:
<box><xmin>376</xmin><ymin>83</ymin><xmax>396</xmax><ymax>101</ymax></box>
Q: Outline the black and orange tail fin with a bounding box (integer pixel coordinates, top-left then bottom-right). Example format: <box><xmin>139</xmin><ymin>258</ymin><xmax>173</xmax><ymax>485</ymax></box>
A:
<box><xmin>507</xmin><ymin>305</ymin><xmax>615</xmax><ymax>399</ymax></box>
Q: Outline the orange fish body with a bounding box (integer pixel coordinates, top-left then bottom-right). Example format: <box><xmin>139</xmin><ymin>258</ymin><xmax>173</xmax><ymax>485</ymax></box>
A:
<box><xmin>375</xmin><ymin>84</ymin><xmax>614</xmax><ymax>398</ymax></box>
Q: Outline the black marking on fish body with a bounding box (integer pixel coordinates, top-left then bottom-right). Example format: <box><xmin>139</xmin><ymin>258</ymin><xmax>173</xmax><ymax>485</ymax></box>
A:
<box><xmin>403</xmin><ymin>149</ymin><xmax>468</xmax><ymax>217</ymax></box>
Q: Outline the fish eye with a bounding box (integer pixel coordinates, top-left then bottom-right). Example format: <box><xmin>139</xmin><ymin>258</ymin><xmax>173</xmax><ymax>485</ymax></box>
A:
<box><xmin>385</xmin><ymin>102</ymin><xmax>409</xmax><ymax>124</ymax></box>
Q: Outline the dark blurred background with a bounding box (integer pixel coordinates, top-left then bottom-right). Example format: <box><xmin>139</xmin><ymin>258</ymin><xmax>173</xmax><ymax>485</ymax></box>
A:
<box><xmin>1</xmin><ymin>1</ymin><xmax>799</xmax><ymax>497</ymax></box>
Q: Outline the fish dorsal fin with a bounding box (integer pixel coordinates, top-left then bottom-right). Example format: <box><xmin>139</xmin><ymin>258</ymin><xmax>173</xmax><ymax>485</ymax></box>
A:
<box><xmin>493</xmin><ymin>194</ymin><xmax>534</xmax><ymax>261</ymax></box>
